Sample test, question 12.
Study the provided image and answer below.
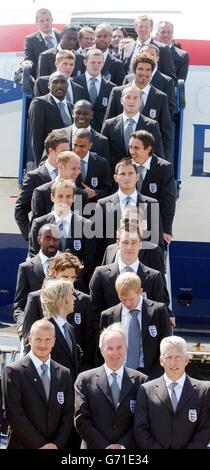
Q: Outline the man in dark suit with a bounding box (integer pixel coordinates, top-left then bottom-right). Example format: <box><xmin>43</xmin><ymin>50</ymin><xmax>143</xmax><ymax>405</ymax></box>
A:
<box><xmin>129</xmin><ymin>130</ymin><xmax>176</xmax><ymax>246</ymax></box>
<box><xmin>29</xmin><ymin>180</ymin><xmax>95</xmax><ymax>292</ymax></box>
<box><xmin>74</xmin><ymin>323</ymin><xmax>147</xmax><ymax>449</ymax></box>
<box><xmin>29</xmin><ymin>71</ymin><xmax>73</xmax><ymax>166</ymax></box>
<box><xmin>22</xmin><ymin>251</ymin><xmax>95</xmax><ymax>371</ymax></box>
<box><xmin>104</xmin><ymin>53</ymin><xmax>172</xmax><ymax>160</ymax></box>
<box><xmin>34</xmin><ymin>50</ymin><xmax>85</xmax><ymax>103</ymax></box>
<box><xmin>94</xmin><ymin>23</ymin><xmax>125</xmax><ymax>86</ymax></box>
<box><xmin>72</xmin><ymin>128</ymin><xmax>112</xmax><ymax>203</ymax></box>
<box><xmin>134</xmin><ymin>336</ymin><xmax>210</xmax><ymax>449</ymax></box>
<box><xmin>24</xmin><ymin>8</ymin><xmax>60</xmax><ymax>80</ymax></box>
<box><xmin>31</xmin><ymin>151</ymin><xmax>87</xmax><ymax>220</ymax></box>
<box><xmin>13</xmin><ymin>224</ymin><xmax>61</xmax><ymax>336</ymax></box>
<box><xmin>2</xmin><ymin>319</ymin><xmax>74</xmax><ymax>448</ymax></box>
<box><xmin>57</xmin><ymin>99</ymin><xmax>110</xmax><ymax>160</ymax></box>
<box><xmin>90</xmin><ymin>225</ymin><xmax>165</xmax><ymax>336</ymax></box>
<box><xmin>102</xmin><ymin>85</ymin><xmax>164</xmax><ymax>173</ymax></box>
<box><xmin>73</xmin><ymin>49</ymin><xmax>116</xmax><ymax>132</ymax></box>
<box><xmin>95</xmin><ymin>158</ymin><xmax>163</xmax><ymax>261</ymax></box>
<box><xmin>99</xmin><ymin>272</ymin><xmax>171</xmax><ymax>379</ymax></box>
<box><xmin>14</xmin><ymin>131</ymin><xmax>69</xmax><ymax>240</ymax></box>
<box><xmin>38</xmin><ymin>24</ymin><xmax>85</xmax><ymax>79</ymax></box>
<box><xmin>156</xmin><ymin>21</ymin><xmax>189</xmax><ymax>81</ymax></box>
<box><xmin>120</xmin><ymin>15</ymin><xmax>176</xmax><ymax>80</ymax></box>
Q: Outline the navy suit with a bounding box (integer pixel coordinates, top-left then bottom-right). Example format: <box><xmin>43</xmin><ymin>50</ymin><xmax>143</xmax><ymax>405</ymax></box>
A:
<box><xmin>13</xmin><ymin>253</ymin><xmax>46</xmax><ymax>333</ymax></box>
<box><xmin>171</xmin><ymin>44</ymin><xmax>189</xmax><ymax>82</ymax></box>
<box><xmin>50</xmin><ymin>318</ymin><xmax>80</xmax><ymax>383</ymax></box>
<box><xmin>22</xmin><ymin>289</ymin><xmax>95</xmax><ymax>370</ymax></box>
<box><xmin>74</xmin><ymin>365</ymin><xmax>147</xmax><ymax>449</ymax></box>
<box><xmin>57</xmin><ymin>125</ymin><xmax>110</xmax><ymax>161</ymax></box>
<box><xmin>2</xmin><ymin>355</ymin><xmax>73</xmax><ymax>448</ymax></box>
<box><xmin>38</xmin><ymin>47</ymin><xmax>85</xmax><ymax>78</ymax></box>
<box><xmin>34</xmin><ymin>75</ymin><xmax>85</xmax><ymax>103</ymax></box>
<box><xmin>14</xmin><ymin>163</ymin><xmax>52</xmax><ymax>240</ymax></box>
<box><xmin>76</xmin><ymin>152</ymin><xmax>112</xmax><ymax>202</ymax></box>
<box><xmin>104</xmin><ymin>84</ymin><xmax>172</xmax><ymax>160</ymax></box>
<box><xmin>101</xmin><ymin>52</ymin><xmax>125</xmax><ymax>86</ymax></box>
<box><xmin>24</xmin><ymin>30</ymin><xmax>60</xmax><ymax>79</ymax></box>
<box><xmin>101</xmin><ymin>113</ymin><xmax>164</xmax><ymax>173</ymax></box>
<box><xmin>73</xmin><ymin>74</ymin><xmax>115</xmax><ymax>132</ymax></box>
<box><xmin>134</xmin><ymin>375</ymin><xmax>210</xmax><ymax>449</ymax></box>
<box><xmin>99</xmin><ymin>299</ymin><xmax>171</xmax><ymax>378</ymax></box>
<box><xmin>121</xmin><ymin>39</ymin><xmax>176</xmax><ymax>81</ymax></box>
<box><xmin>29</xmin><ymin>93</ymin><xmax>73</xmax><ymax>166</ymax></box>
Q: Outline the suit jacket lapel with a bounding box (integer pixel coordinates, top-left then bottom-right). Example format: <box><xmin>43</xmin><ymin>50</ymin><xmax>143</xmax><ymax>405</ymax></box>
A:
<box><xmin>96</xmin><ymin>366</ymin><xmax>113</xmax><ymax>406</ymax></box>
<box><xmin>116</xmin><ymin>115</ymin><xmax>127</xmax><ymax>153</ymax></box>
<box><xmin>85</xmin><ymin>153</ymin><xmax>94</xmax><ymax>181</ymax></box>
<box><xmin>155</xmin><ymin>377</ymin><xmax>173</xmax><ymax>412</ymax></box>
<box><xmin>119</xmin><ymin>368</ymin><xmax>136</xmax><ymax>403</ymax></box>
<box><xmin>176</xmin><ymin>376</ymin><xmax>197</xmax><ymax>413</ymax></box>
<box><xmin>23</xmin><ymin>355</ymin><xmax>48</xmax><ymax>403</ymax></box>
<box><xmin>31</xmin><ymin>255</ymin><xmax>45</xmax><ymax>281</ymax></box>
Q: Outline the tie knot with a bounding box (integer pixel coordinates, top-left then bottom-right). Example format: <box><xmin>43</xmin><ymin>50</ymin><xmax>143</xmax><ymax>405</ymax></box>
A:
<box><xmin>124</xmin><ymin>195</ymin><xmax>132</xmax><ymax>206</ymax></box>
<box><xmin>90</xmin><ymin>77</ymin><xmax>97</xmax><ymax>84</ymax></box>
<box><xmin>129</xmin><ymin>309</ymin><xmax>139</xmax><ymax>318</ymax></box>
<box><xmin>58</xmin><ymin>220</ymin><xmax>64</xmax><ymax>231</ymax></box>
<box><xmin>169</xmin><ymin>381</ymin><xmax>178</xmax><ymax>390</ymax></box>
<box><xmin>127</xmin><ymin>118</ymin><xmax>135</xmax><ymax>126</ymax></box>
<box><xmin>124</xmin><ymin>265</ymin><xmax>134</xmax><ymax>272</ymax></box>
<box><xmin>111</xmin><ymin>372</ymin><xmax>117</xmax><ymax>380</ymax></box>
<box><xmin>41</xmin><ymin>363</ymin><xmax>48</xmax><ymax>373</ymax></box>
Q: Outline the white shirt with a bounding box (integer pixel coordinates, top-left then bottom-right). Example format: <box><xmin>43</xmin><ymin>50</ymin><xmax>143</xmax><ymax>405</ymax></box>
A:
<box><xmin>29</xmin><ymin>350</ymin><xmax>51</xmax><ymax>380</ymax></box>
<box><xmin>45</xmin><ymin>160</ymin><xmax>57</xmax><ymax>180</ymax></box>
<box><xmin>104</xmin><ymin>363</ymin><xmax>124</xmax><ymax>390</ymax></box>
<box><xmin>41</xmin><ymin>30</ymin><xmax>58</xmax><ymax>48</ymax></box>
<box><xmin>53</xmin><ymin>210</ymin><xmax>72</xmax><ymax>238</ymax></box>
<box><xmin>164</xmin><ymin>372</ymin><xmax>186</xmax><ymax>402</ymax></box>
<box><xmin>151</xmin><ymin>64</ymin><xmax>158</xmax><ymax>79</ymax></box>
<box><xmin>38</xmin><ymin>249</ymin><xmax>60</xmax><ymax>275</ymax></box>
<box><xmin>103</xmin><ymin>49</ymin><xmax>110</xmax><ymax>62</ymax></box>
<box><xmin>53</xmin><ymin>315</ymin><xmax>67</xmax><ymax>339</ymax></box>
<box><xmin>72</xmin><ymin>124</ymin><xmax>91</xmax><ymax>136</ymax></box>
<box><xmin>51</xmin><ymin>94</ymin><xmax>69</xmax><ymax>111</ymax></box>
<box><xmin>122</xmin><ymin>111</ymin><xmax>140</xmax><ymax>127</ymax></box>
<box><xmin>118</xmin><ymin>256</ymin><xmax>140</xmax><ymax>274</ymax></box>
<box><xmin>85</xmin><ymin>71</ymin><xmax>101</xmax><ymax>95</ymax></box>
<box><xmin>136</xmin><ymin>155</ymin><xmax>152</xmax><ymax>181</ymax></box>
<box><xmin>118</xmin><ymin>189</ymin><xmax>138</xmax><ymax>213</ymax></box>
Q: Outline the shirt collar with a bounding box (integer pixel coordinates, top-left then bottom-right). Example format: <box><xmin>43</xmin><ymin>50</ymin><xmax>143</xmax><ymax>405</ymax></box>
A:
<box><xmin>72</xmin><ymin>124</ymin><xmax>91</xmax><ymax>135</ymax></box>
<box><xmin>45</xmin><ymin>159</ymin><xmax>56</xmax><ymax>175</ymax></box>
<box><xmin>38</xmin><ymin>250</ymin><xmax>50</xmax><ymax>266</ymax></box>
<box><xmin>164</xmin><ymin>372</ymin><xmax>186</xmax><ymax>388</ymax></box>
<box><xmin>103</xmin><ymin>49</ymin><xmax>109</xmax><ymax>61</ymax></box>
<box><xmin>53</xmin><ymin>315</ymin><xmax>67</xmax><ymax>329</ymax></box>
<box><xmin>51</xmin><ymin>95</ymin><xmax>68</xmax><ymax>106</ymax></box>
<box><xmin>104</xmin><ymin>363</ymin><xmax>124</xmax><ymax>379</ymax></box>
<box><xmin>29</xmin><ymin>350</ymin><xmax>51</xmax><ymax>370</ymax></box>
<box><xmin>136</xmin><ymin>38</ymin><xmax>151</xmax><ymax>47</ymax></box>
<box><xmin>118</xmin><ymin>256</ymin><xmax>140</xmax><ymax>273</ymax></box>
<box><xmin>136</xmin><ymin>155</ymin><xmax>152</xmax><ymax>170</ymax></box>
<box><xmin>81</xmin><ymin>151</ymin><xmax>90</xmax><ymax>164</ymax></box>
<box><xmin>40</xmin><ymin>30</ymin><xmax>55</xmax><ymax>39</ymax></box>
<box><xmin>53</xmin><ymin>210</ymin><xmax>72</xmax><ymax>224</ymax></box>
<box><xmin>151</xmin><ymin>64</ymin><xmax>158</xmax><ymax>78</ymax></box>
<box><xmin>122</xmin><ymin>111</ymin><xmax>140</xmax><ymax>124</ymax></box>
<box><xmin>121</xmin><ymin>296</ymin><xmax>143</xmax><ymax>317</ymax></box>
<box><xmin>118</xmin><ymin>188</ymin><xmax>138</xmax><ymax>204</ymax></box>
<box><xmin>85</xmin><ymin>71</ymin><xmax>101</xmax><ymax>82</ymax></box>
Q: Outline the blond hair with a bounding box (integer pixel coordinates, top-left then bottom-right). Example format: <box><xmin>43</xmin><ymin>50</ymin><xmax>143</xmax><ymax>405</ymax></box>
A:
<box><xmin>41</xmin><ymin>278</ymin><xmax>73</xmax><ymax>319</ymax></box>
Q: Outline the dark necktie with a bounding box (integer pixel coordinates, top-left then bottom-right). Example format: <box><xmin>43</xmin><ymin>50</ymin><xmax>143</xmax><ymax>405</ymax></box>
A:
<box><xmin>51</xmin><ymin>168</ymin><xmax>58</xmax><ymax>180</ymax></box>
<box><xmin>40</xmin><ymin>363</ymin><xmax>50</xmax><ymax>399</ymax></box>
<box><xmin>89</xmin><ymin>78</ymin><xmax>97</xmax><ymax>106</ymax></box>
<box><xmin>63</xmin><ymin>322</ymin><xmax>73</xmax><ymax>352</ymax></box>
<box><xmin>58</xmin><ymin>101</ymin><xmax>72</xmax><ymax>126</ymax></box>
<box><xmin>80</xmin><ymin>159</ymin><xmax>86</xmax><ymax>180</ymax></box>
<box><xmin>111</xmin><ymin>372</ymin><xmax>120</xmax><ymax>409</ymax></box>
<box><xmin>45</xmin><ymin>36</ymin><xmax>54</xmax><ymax>49</ymax></box>
<box><xmin>126</xmin><ymin>309</ymin><xmax>142</xmax><ymax>369</ymax></box>
<box><xmin>136</xmin><ymin>165</ymin><xmax>145</xmax><ymax>192</ymax></box>
<box><xmin>169</xmin><ymin>382</ymin><xmax>178</xmax><ymax>411</ymax></box>
<box><xmin>124</xmin><ymin>118</ymin><xmax>135</xmax><ymax>152</ymax></box>
<box><xmin>124</xmin><ymin>195</ymin><xmax>132</xmax><ymax>206</ymax></box>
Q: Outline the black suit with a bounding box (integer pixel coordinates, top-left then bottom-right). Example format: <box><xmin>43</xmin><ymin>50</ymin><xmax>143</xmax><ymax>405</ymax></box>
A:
<box><xmin>31</xmin><ymin>180</ymin><xmax>88</xmax><ymax>220</ymax></box>
<box><xmin>24</xmin><ymin>30</ymin><xmax>60</xmax><ymax>79</ymax></box>
<box><xmin>29</xmin><ymin>211</ymin><xmax>95</xmax><ymax>291</ymax></box>
<box><xmin>134</xmin><ymin>375</ymin><xmax>210</xmax><ymax>449</ymax></box>
<box><xmin>95</xmin><ymin>191</ymin><xmax>164</xmax><ymax>262</ymax></box>
<box><xmin>76</xmin><ymin>152</ymin><xmax>112</xmax><ymax>203</ymax></box>
<box><xmin>89</xmin><ymin>261</ymin><xmax>165</xmax><ymax>335</ymax></box>
<box><xmin>171</xmin><ymin>45</ymin><xmax>189</xmax><ymax>82</ymax></box>
<box><xmin>140</xmin><ymin>154</ymin><xmax>176</xmax><ymax>235</ymax></box>
<box><xmin>124</xmin><ymin>70</ymin><xmax>176</xmax><ymax>119</ymax></box>
<box><xmin>56</xmin><ymin>125</ymin><xmax>110</xmax><ymax>161</ymax></box>
<box><xmin>34</xmin><ymin>76</ymin><xmax>85</xmax><ymax>103</ymax></box>
<box><xmin>38</xmin><ymin>47</ymin><xmax>85</xmax><ymax>78</ymax></box>
<box><xmin>22</xmin><ymin>289</ymin><xmax>95</xmax><ymax>370</ymax></box>
<box><xmin>50</xmin><ymin>318</ymin><xmax>80</xmax><ymax>383</ymax></box>
<box><xmin>29</xmin><ymin>93</ymin><xmax>73</xmax><ymax>166</ymax></box>
<box><xmin>13</xmin><ymin>253</ymin><xmax>46</xmax><ymax>333</ymax></box>
<box><xmin>104</xmin><ymin>84</ymin><xmax>172</xmax><ymax>160</ymax></box>
<box><xmin>73</xmin><ymin>74</ymin><xmax>115</xmax><ymax>132</ymax></box>
<box><xmin>14</xmin><ymin>163</ymin><xmax>52</xmax><ymax>240</ymax></box>
<box><xmin>2</xmin><ymin>355</ymin><xmax>73</xmax><ymax>448</ymax></box>
<box><xmin>101</xmin><ymin>113</ymin><xmax>164</xmax><ymax>174</ymax></box>
<box><xmin>101</xmin><ymin>52</ymin><xmax>125</xmax><ymax>86</ymax></box>
<box><xmin>121</xmin><ymin>39</ymin><xmax>176</xmax><ymax>80</ymax></box>
<box><xmin>100</xmin><ymin>299</ymin><xmax>171</xmax><ymax>379</ymax></box>
<box><xmin>74</xmin><ymin>365</ymin><xmax>147</xmax><ymax>449</ymax></box>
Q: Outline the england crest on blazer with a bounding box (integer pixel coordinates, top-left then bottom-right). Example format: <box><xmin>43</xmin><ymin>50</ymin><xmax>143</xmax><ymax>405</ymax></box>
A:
<box><xmin>74</xmin><ymin>312</ymin><xmax>81</xmax><ymax>325</ymax></box>
<box><xmin>149</xmin><ymin>183</ymin><xmax>157</xmax><ymax>193</ymax></box>
<box><xmin>91</xmin><ymin>177</ymin><xmax>98</xmax><ymax>187</ymax></box>
<box><xmin>57</xmin><ymin>391</ymin><xmax>64</xmax><ymax>404</ymax></box>
<box><xmin>188</xmin><ymin>409</ymin><xmax>197</xmax><ymax>422</ymax></box>
<box><xmin>74</xmin><ymin>240</ymin><xmax>81</xmax><ymax>251</ymax></box>
<box><xmin>129</xmin><ymin>400</ymin><xmax>136</xmax><ymax>413</ymax></box>
<box><xmin>149</xmin><ymin>108</ymin><xmax>156</xmax><ymax>119</ymax></box>
<box><xmin>148</xmin><ymin>325</ymin><xmax>157</xmax><ymax>337</ymax></box>
<box><xmin>102</xmin><ymin>97</ymin><xmax>108</xmax><ymax>107</ymax></box>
